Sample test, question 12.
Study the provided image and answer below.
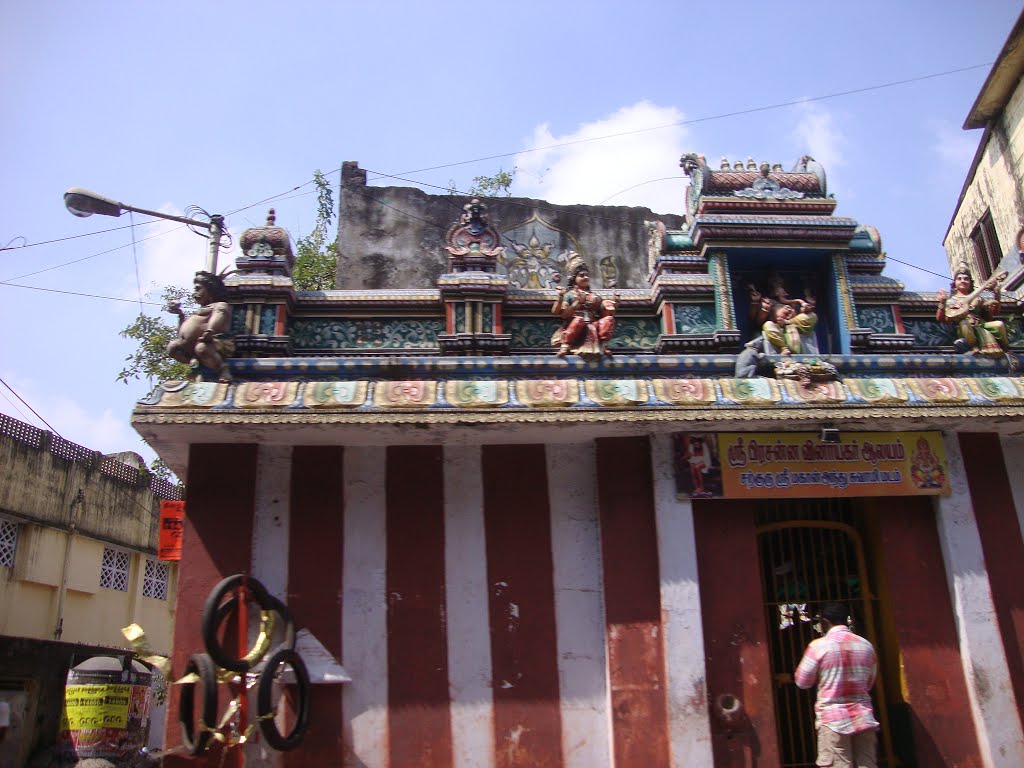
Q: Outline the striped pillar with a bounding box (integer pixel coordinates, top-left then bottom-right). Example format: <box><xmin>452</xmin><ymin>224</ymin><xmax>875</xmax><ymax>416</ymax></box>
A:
<box><xmin>546</xmin><ymin>442</ymin><xmax>611</xmax><ymax>768</ymax></box>
<box><xmin>164</xmin><ymin>444</ymin><xmax>257</xmax><ymax>768</ymax></box>
<box><xmin>168</xmin><ymin>438</ymin><xmax>717</xmax><ymax>767</ymax></box>
<box><xmin>596</xmin><ymin>436</ymin><xmax>671</xmax><ymax>766</ymax></box>
<box><xmin>959</xmin><ymin>433</ymin><xmax>1024</xmax><ymax>732</ymax></box>
<box><xmin>482</xmin><ymin>444</ymin><xmax>564</xmax><ymax>767</ymax></box>
<box><xmin>287</xmin><ymin>447</ymin><xmax>346</xmax><ymax>766</ymax></box>
<box><xmin>386</xmin><ymin>445</ymin><xmax>453</xmax><ymax>766</ymax></box>
<box><xmin>936</xmin><ymin>433</ymin><xmax>1024</xmax><ymax>765</ymax></box>
<box><xmin>650</xmin><ymin>433</ymin><xmax>714</xmax><ymax>766</ymax></box>
<box><xmin>341</xmin><ymin>446</ymin><xmax>388</xmax><ymax>766</ymax></box>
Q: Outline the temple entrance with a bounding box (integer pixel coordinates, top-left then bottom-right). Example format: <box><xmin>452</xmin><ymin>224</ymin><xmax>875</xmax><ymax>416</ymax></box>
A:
<box><xmin>757</xmin><ymin>499</ymin><xmax>898</xmax><ymax>767</ymax></box>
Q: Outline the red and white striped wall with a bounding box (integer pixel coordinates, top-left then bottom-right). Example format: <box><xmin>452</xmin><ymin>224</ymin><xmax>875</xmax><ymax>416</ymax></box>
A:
<box><xmin>165</xmin><ymin>436</ymin><xmax>713</xmax><ymax>768</ymax></box>
<box><xmin>164</xmin><ymin>432</ymin><xmax>1024</xmax><ymax>767</ymax></box>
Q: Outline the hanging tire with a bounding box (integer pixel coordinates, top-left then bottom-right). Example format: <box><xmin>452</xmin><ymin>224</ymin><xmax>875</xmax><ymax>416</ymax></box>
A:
<box><xmin>256</xmin><ymin>648</ymin><xmax>311</xmax><ymax>751</ymax></box>
<box><xmin>178</xmin><ymin>653</ymin><xmax>218</xmax><ymax>756</ymax></box>
<box><xmin>201</xmin><ymin>574</ymin><xmax>274</xmax><ymax>672</ymax></box>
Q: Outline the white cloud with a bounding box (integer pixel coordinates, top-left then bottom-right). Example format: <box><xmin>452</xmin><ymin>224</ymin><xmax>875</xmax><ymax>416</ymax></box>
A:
<box><xmin>0</xmin><ymin>370</ymin><xmax>153</xmax><ymax>461</ymax></box>
<box><xmin>512</xmin><ymin>102</ymin><xmax>689</xmax><ymax>214</ymax></box>
<box><xmin>930</xmin><ymin>119</ymin><xmax>980</xmax><ymax>174</ymax></box>
<box><xmin>791</xmin><ymin>102</ymin><xmax>846</xmax><ymax>194</ymax></box>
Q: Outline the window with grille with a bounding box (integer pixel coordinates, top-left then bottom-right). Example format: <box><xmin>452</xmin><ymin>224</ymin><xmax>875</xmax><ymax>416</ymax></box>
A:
<box><xmin>143</xmin><ymin>558</ymin><xmax>169</xmax><ymax>600</ymax></box>
<box><xmin>970</xmin><ymin>210</ymin><xmax>1002</xmax><ymax>280</ymax></box>
<box><xmin>100</xmin><ymin>548</ymin><xmax>130</xmax><ymax>591</ymax></box>
<box><xmin>0</xmin><ymin>519</ymin><xmax>17</xmax><ymax>568</ymax></box>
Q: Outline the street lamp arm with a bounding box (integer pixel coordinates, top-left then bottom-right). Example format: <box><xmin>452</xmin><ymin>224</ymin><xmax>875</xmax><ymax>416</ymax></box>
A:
<box><xmin>64</xmin><ymin>187</ymin><xmax>226</xmax><ymax>273</ymax></box>
<box><xmin>63</xmin><ymin>187</ymin><xmax>213</xmax><ymax>230</ymax></box>
<box><xmin>122</xmin><ymin>203</ymin><xmax>214</xmax><ymax>230</ymax></box>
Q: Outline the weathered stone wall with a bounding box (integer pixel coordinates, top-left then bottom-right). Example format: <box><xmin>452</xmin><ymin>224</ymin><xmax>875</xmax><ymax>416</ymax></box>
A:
<box><xmin>336</xmin><ymin>161</ymin><xmax>686</xmax><ymax>290</ymax></box>
<box><xmin>0</xmin><ymin>430</ymin><xmax>160</xmax><ymax>552</ymax></box>
<box><xmin>944</xmin><ymin>78</ymin><xmax>1024</xmax><ymax>275</ymax></box>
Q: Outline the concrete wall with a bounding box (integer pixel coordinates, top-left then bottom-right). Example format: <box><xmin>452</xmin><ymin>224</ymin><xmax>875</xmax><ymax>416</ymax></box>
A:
<box><xmin>0</xmin><ymin>521</ymin><xmax>176</xmax><ymax>652</ymax></box>
<box><xmin>0</xmin><ymin>419</ymin><xmax>176</xmax><ymax>650</ymax></box>
<box><xmin>944</xmin><ymin>76</ymin><xmax>1024</xmax><ymax>275</ymax></box>
<box><xmin>0</xmin><ymin>435</ymin><xmax>159</xmax><ymax>552</ymax></box>
<box><xmin>336</xmin><ymin>161</ymin><xmax>686</xmax><ymax>290</ymax></box>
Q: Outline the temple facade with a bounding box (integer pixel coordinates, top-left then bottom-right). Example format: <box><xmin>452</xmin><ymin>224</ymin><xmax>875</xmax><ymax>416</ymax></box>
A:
<box><xmin>138</xmin><ymin>153</ymin><xmax>1024</xmax><ymax>767</ymax></box>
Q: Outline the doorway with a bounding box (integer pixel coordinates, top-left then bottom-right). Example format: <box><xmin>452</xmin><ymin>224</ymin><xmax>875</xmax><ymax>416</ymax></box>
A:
<box><xmin>756</xmin><ymin>499</ymin><xmax>898</xmax><ymax>767</ymax></box>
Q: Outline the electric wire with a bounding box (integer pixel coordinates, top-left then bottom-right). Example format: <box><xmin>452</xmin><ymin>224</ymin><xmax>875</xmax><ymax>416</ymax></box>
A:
<box><xmin>0</xmin><ymin>376</ymin><xmax>169</xmax><ymax>521</ymax></box>
<box><xmin>0</xmin><ymin>387</ymin><xmax>36</xmax><ymax>425</ymax></box>
<box><xmin>356</xmin><ymin>171</ymin><xmax>961</xmax><ymax>286</ymax></box>
<box><xmin>0</xmin><ymin>282</ymin><xmax>163</xmax><ymax>305</ymax></box>
<box><xmin>0</xmin><ymin>226</ymin><xmax>190</xmax><ymax>284</ymax></box>
<box><xmin>391</xmin><ymin>63</ymin><xmax>992</xmax><ymax>178</ymax></box>
<box><xmin>129</xmin><ymin>211</ymin><xmax>145</xmax><ymax>315</ymax></box>
<box><xmin>0</xmin><ymin>217</ymin><xmax>172</xmax><ymax>251</ymax></box>
<box><xmin>362</xmin><ymin>167</ymin><xmax>678</xmax><ymax>227</ymax></box>
<box><xmin>0</xmin><ymin>376</ymin><xmax>59</xmax><ymax>433</ymax></box>
<box><xmin>600</xmin><ymin>177</ymin><xmax>685</xmax><ymax>204</ymax></box>
<box><xmin>5</xmin><ymin>62</ymin><xmax>992</xmax><ymax>295</ymax></box>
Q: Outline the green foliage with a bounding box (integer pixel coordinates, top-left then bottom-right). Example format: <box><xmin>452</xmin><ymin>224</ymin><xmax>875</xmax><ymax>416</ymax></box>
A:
<box><xmin>292</xmin><ymin>169</ymin><xmax>337</xmax><ymax>291</ymax></box>
<box><xmin>447</xmin><ymin>167</ymin><xmax>516</xmax><ymax>197</ymax></box>
<box><xmin>147</xmin><ymin>456</ymin><xmax>184</xmax><ymax>494</ymax></box>
<box><xmin>117</xmin><ymin>286</ymin><xmax>193</xmax><ymax>384</ymax></box>
<box><xmin>117</xmin><ymin>170</ymin><xmax>339</xmax><ymax>384</ymax></box>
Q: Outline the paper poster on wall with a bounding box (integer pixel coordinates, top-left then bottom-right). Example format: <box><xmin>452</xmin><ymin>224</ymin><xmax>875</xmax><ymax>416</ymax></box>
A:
<box><xmin>158</xmin><ymin>500</ymin><xmax>185</xmax><ymax>561</ymax></box>
<box><xmin>675</xmin><ymin>431</ymin><xmax>949</xmax><ymax>499</ymax></box>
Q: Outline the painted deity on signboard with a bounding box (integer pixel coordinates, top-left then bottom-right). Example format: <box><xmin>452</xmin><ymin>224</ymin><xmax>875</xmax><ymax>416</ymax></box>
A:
<box><xmin>935</xmin><ymin>263</ymin><xmax>1009</xmax><ymax>358</ymax></box>
<box><xmin>673</xmin><ymin>433</ymin><xmax>722</xmax><ymax>498</ymax></box>
<box><xmin>551</xmin><ymin>253</ymin><xmax>618</xmax><ymax>359</ymax></box>
<box><xmin>909</xmin><ymin>436</ymin><xmax>946</xmax><ymax>490</ymax></box>
<box><xmin>166</xmin><ymin>271</ymin><xmax>235</xmax><ymax>382</ymax></box>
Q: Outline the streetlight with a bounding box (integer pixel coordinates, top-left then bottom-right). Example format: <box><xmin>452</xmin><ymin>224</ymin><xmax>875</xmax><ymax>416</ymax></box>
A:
<box><xmin>63</xmin><ymin>187</ymin><xmax>227</xmax><ymax>273</ymax></box>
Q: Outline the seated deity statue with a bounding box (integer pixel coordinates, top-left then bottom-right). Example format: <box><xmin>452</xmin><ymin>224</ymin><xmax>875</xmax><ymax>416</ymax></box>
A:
<box><xmin>762</xmin><ymin>300</ymin><xmax>818</xmax><ymax>355</ymax></box>
<box><xmin>551</xmin><ymin>253</ymin><xmax>618</xmax><ymax>359</ymax></box>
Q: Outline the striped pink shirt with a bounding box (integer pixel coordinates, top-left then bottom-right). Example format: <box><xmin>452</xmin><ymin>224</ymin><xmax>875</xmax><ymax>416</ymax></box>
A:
<box><xmin>794</xmin><ymin>624</ymin><xmax>879</xmax><ymax>735</ymax></box>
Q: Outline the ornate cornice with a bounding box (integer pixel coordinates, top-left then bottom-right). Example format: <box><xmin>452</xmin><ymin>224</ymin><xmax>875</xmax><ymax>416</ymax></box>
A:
<box><xmin>133</xmin><ymin>403</ymin><xmax>1024</xmax><ymax>428</ymax></box>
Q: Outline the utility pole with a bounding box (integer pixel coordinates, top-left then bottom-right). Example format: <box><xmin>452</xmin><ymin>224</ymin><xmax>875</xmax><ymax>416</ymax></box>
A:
<box><xmin>54</xmin><ymin>489</ymin><xmax>84</xmax><ymax>641</ymax></box>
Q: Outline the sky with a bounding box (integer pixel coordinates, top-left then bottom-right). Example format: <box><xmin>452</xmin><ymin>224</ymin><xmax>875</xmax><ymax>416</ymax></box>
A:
<box><xmin>1</xmin><ymin>0</ymin><xmax>1021</xmax><ymax>467</ymax></box>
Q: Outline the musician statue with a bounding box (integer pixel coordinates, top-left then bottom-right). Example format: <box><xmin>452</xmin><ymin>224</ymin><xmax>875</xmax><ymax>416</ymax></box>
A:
<box><xmin>551</xmin><ymin>253</ymin><xmax>618</xmax><ymax>359</ymax></box>
<box><xmin>935</xmin><ymin>264</ymin><xmax>1009</xmax><ymax>357</ymax></box>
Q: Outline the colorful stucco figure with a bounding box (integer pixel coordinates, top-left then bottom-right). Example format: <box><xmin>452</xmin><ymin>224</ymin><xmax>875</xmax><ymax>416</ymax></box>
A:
<box><xmin>166</xmin><ymin>270</ymin><xmax>235</xmax><ymax>382</ymax></box>
<box><xmin>551</xmin><ymin>253</ymin><xmax>618</xmax><ymax>359</ymax></box>
<box><xmin>763</xmin><ymin>300</ymin><xmax>818</xmax><ymax>355</ymax></box>
<box><xmin>935</xmin><ymin>264</ymin><xmax>1009</xmax><ymax>357</ymax></box>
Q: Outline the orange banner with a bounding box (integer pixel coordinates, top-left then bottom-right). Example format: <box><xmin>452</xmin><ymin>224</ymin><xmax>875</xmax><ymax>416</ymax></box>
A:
<box><xmin>158</xmin><ymin>500</ymin><xmax>185</xmax><ymax>561</ymax></box>
<box><xmin>713</xmin><ymin>432</ymin><xmax>949</xmax><ymax>498</ymax></box>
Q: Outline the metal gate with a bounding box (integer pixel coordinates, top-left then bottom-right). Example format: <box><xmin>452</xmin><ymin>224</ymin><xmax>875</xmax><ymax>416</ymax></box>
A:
<box><xmin>757</xmin><ymin>500</ymin><xmax>897</xmax><ymax>767</ymax></box>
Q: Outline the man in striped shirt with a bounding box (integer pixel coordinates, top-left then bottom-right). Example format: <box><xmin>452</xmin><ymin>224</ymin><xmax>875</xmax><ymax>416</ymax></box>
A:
<box><xmin>795</xmin><ymin>602</ymin><xmax>879</xmax><ymax>767</ymax></box>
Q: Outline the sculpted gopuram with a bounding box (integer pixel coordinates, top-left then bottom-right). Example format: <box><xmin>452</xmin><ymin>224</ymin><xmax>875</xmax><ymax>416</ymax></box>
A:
<box><xmin>135</xmin><ymin>155</ymin><xmax>1024</xmax><ymax>767</ymax></box>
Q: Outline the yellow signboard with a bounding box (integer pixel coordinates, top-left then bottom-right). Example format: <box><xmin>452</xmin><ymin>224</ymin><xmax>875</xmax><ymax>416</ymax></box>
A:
<box><xmin>716</xmin><ymin>431</ymin><xmax>949</xmax><ymax>498</ymax></box>
<box><xmin>62</xmin><ymin>684</ymin><xmax>131</xmax><ymax>730</ymax></box>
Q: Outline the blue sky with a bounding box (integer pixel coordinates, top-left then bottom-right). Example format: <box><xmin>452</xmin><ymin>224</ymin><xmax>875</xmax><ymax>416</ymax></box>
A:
<box><xmin>1</xmin><ymin>1</ymin><xmax>1020</xmax><ymax>464</ymax></box>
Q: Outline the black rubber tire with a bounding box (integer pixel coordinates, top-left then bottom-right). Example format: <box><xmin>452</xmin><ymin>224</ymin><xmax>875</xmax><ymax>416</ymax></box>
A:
<box><xmin>256</xmin><ymin>648</ymin><xmax>311</xmax><ymax>751</ymax></box>
<box><xmin>201</xmin><ymin>574</ymin><xmax>273</xmax><ymax>672</ymax></box>
<box><xmin>178</xmin><ymin>652</ymin><xmax>218</xmax><ymax>756</ymax></box>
